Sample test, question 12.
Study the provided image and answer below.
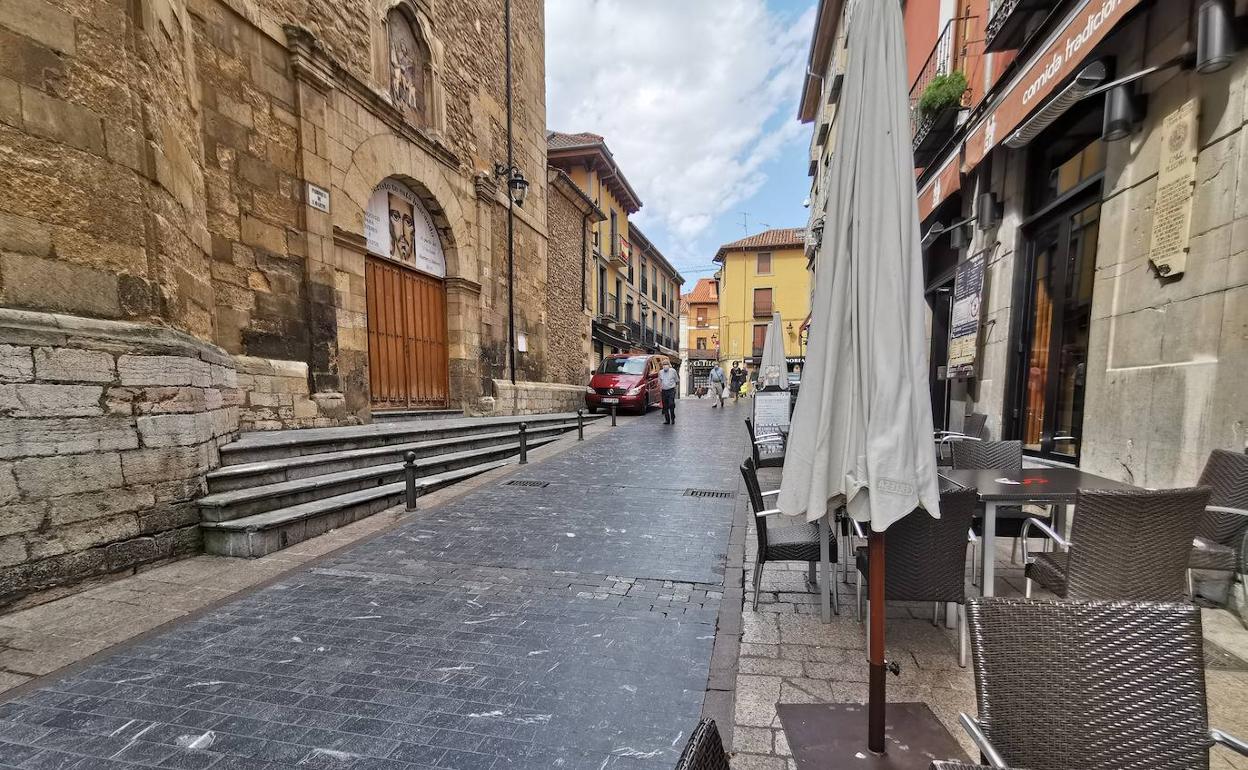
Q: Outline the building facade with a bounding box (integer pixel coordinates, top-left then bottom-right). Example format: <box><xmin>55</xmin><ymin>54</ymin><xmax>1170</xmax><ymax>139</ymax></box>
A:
<box><xmin>683</xmin><ymin>278</ymin><xmax>721</xmax><ymax>395</ymax></box>
<box><xmin>714</xmin><ymin>229</ymin><xmax>810</xmax><ymax>374</ymax></box>
<box><xmin>802</xmin><ymin>0</ymin><xmax>1248</xmax><ymax>488</ymax></box>
<box><xmin>0</xmin><ymin>0</ymin><xmax>574</xmax><ymax>605</ymax></box>
<box><xmin>545</xmin><ymin>168</ymin><xmax>605</xmax><ymax>387</ymax></box>
<box><xmin>547</xmin><ymin>132</ymin><xmax>683</xmax><ymax>370</ymax></box>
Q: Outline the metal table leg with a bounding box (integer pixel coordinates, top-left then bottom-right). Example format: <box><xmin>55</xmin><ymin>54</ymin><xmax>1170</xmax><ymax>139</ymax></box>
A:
<box><xmin>820</xmin><ymin>516</ymin><xmax>832</xmax><ymax>623</ymax></box>
<box><xmin>981</xmin><ymin>501</ymin><xmax>997</xmax><ymax>597</ymax></box>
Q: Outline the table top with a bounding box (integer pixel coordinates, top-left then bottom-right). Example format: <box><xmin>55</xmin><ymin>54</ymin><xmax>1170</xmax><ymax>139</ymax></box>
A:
<box><xmin>939</xmin><ymin>467</ymin><xmax>1139</xmax><ymax>502</ymax></box>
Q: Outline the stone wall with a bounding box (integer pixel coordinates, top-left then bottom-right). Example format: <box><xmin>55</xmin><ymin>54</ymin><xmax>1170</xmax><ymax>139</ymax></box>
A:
<box><xmin>545</xmin><ymin>173</ymin><xmax>594</xmax><ymax>386</ymax></box>
<box><xmin>234</xmin><ymin>355</ymin><xmax>347</xmax><ymax>431</ymax></box>
<box><xmin>0</xmin><ymin>310</ymin><xmax>237</xmax><ymax>609</ymax></box>
<box><xmin>485</xmin><ymin>379</ymin><xmax>585</xmax><ymax>416</ymax></box>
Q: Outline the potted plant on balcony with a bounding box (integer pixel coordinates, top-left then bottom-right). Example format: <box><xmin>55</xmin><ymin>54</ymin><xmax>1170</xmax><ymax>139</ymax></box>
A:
<box><xmin>918</xmin><ymin>71</ymin><xmax>968</xmax><ymax>119</ymax></box>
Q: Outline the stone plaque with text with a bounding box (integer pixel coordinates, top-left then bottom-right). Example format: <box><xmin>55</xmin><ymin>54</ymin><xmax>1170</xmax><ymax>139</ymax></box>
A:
<box><xmin>1147</xmin><ymin>98</ymin><xmax>1199</xmax><ymax>278</ymax></box>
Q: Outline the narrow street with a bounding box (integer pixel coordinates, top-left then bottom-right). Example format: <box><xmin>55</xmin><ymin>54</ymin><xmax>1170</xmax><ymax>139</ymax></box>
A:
<box><xmin>0</xmin><ymin>399</ymin><xmax>746</xmax><ymax>769</ymax></box>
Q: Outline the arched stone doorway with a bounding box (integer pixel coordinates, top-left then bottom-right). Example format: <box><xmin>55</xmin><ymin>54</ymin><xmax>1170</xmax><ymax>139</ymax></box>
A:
<box><xmin>363</xmin><ymin>177</ymin><xmax>450</xmax><ymax>409</ymax></box>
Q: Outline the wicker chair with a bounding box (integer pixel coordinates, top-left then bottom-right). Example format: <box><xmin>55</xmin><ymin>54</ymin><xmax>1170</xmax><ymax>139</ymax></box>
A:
<box><xmin>950</xmin><ymin>440</ymin><xmax>1052</xmax><ymax>580</ymax></box>
<box><xmin>674</xmin><ymin>719</ymin><xmax>731</xmax><ymax>770</ymax></box>
<box><xmin>740</xmin><ymin>458</ymin><xmax>837</xmax><ymax>613</ymax></box>
<box><xmin>852</xmin><ymin>487</ymin><xmax>978</xmax><ymax>666</ymax></box>
<box><xmin>745</xmin><ymin>417</ymin><xmax>785</xmax><ymax>468</ymax></box>
<box><xmin>1189</xmin><ymin>449</ymin><xmax>1248</xmax><ymax>589</ymax></box>
<box><xmin>935</xmin><ymin>412</ymin><xmax>987</xmax><ymax>464</ymax></box>
<box><xmin>1021</xmin><ymin>486</ymin><xmax>1210</xmax><ymax>601</ymax></box>
<box><xmin>928</xmin><ymin>598</ymin><xmax>1248</xmax><ymax>770</ymax></box>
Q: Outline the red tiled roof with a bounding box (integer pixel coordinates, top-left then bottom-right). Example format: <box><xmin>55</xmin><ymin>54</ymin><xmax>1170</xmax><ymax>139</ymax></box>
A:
<box><xmin>714</xmin><ymin>228</ymin><xmax>806</xmax><ymax>261</ymax></box>
<box><xmin>686</xmin><ymin>278</ymin><xmax>718</xmax><ymax>304</ymax></box>
<box><xmin>546</xmin><ymin>131</ymin><xmax>643</xmax><ymax>213</ymax></box>
<box><xmin>546</xmin><ymin>131</ymin><xmax>606</xmax><ymax>149</ymax></box>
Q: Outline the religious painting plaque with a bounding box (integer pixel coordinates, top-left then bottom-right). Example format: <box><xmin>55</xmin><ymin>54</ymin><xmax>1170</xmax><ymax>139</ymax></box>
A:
<box><xmin>1146</xmin><ymin>98</ymin><xmax>1199</xmax><ymax>278</ymax></box>
<box><xmin>363</xmin><ymin>178</ymin><xmax>446</xmax><ymax>278</ymax></box>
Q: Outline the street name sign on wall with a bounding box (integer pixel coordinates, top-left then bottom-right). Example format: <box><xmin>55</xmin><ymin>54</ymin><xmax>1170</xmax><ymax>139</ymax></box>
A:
<box><xmin>364</xmin><ymin>178</ymin><xmax>447</xmax><ymax>278</ymax></box>
<box><xmin>1147</xmin><ymin>98</ymin><xmax>1199</xmax><ymax>278</ymax></box>
<box><xmin>947</xmin><ymin>253</ymin><xmax>986</xmax><ymax>378</ymax></box>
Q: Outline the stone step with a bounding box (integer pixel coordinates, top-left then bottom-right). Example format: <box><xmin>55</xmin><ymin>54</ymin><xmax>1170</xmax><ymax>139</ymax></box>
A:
<box><xmin>220</xmin><ymin>412</ymin><xmax>597</xmax><ymax>465</ymax></box>
<box><xmin>198</xmin><ymin>437</ymin><xmax>557</xmax><ymax>522</ymax></box>
<box><xmin>205</xmin><ymin>423</ymin><xmax>570</xmax><ymax>493</ymax></box>
<box><xmin>200</xmin><ymin>459</ymin><xmax>513</xmax><ymax>558</ymax></box>
<box><xmin>371</xmin><ymin>408</ymin><xmax>464</xmax><ymax>423</ymax></box>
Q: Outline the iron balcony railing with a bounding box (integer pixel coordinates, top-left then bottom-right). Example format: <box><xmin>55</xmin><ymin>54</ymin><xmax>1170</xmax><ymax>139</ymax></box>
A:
<box><xmin>908</xmin><ymin>16</ymin><xmax>974</xmax><ymax>140</ymax></box>
<box><xmin>985</xmin><ymin>0</ymin><xmax>1054</xmax><ymax>52</ymax></box>
<box><xmin>604</xmin><ymin>295</ymin><xmax>619</xmax><ymax>321</ymax></box>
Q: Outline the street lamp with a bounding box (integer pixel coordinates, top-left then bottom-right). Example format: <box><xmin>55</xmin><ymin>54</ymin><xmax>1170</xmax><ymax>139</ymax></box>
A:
<box><xmin>494</xmin><ymin>163</ymin><xmax>529</xmax><ymax>207</ymax></box>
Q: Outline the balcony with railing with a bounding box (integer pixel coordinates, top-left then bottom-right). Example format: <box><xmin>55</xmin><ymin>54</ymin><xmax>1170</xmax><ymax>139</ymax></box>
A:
<box><xmin>611</xmin><ymin>236</ymin><xmax>631</xmax><ymax>269</ymax></box>
<box><xmin>752</xmin><ymin>298</ymin><xmax>773</xmax><ymax>318</ymax></box>
<box><xmin>985</xmin><ymin>0</ymin><xmax>1055</xmax><ymax>53</ymax></box>
<box><xmin>603</xmin><ymin>295</ymin><xmax>619</xmax><ymax>321</ymax></box>
<box><xmin>910</xmin><ymin>17</ymin><xmax>978</xmax><ymax>169</ymax></box>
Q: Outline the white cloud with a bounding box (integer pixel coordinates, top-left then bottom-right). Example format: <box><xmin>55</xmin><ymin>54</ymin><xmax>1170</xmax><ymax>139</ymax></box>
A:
<box><xmin>545</xmin><ymin>0</ymin><xmax>814</xmax><ymax>269</ymax></box>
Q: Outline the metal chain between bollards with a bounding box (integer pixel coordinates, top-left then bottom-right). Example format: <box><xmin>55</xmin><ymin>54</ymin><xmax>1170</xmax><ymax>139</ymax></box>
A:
<box><xmin>518</xmin><ymin>422</ymin><xmax>528</xmax><ymax>464</ymax></box>
<box><xmin>403</xmin><ymin>451</ymin><xmax>418</xmax><ymax>511</ymax></box>
<box><xmin>576</xmin><ymin>409</ymin><xmax>584</xmax><ymax>441</ymax></box>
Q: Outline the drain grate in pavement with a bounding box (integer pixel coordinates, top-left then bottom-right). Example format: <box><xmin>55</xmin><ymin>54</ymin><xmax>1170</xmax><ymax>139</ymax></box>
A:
<box><xmin>503</xmin><ymin>480</ymin><xmax>550</xmax><ymax>488</ymax></box>
<box><xmin>1205</xmin><ymin>640</ymin><xmax>1248</xmax><ymax>671</ymax></box>
<box><xmin>684</xmin><ymin>488</ymin><xmax>735</xmax><ymax>499</ymax></box>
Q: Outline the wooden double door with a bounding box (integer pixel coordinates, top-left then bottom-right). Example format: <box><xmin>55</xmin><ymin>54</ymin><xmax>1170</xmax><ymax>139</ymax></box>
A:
<box><xmin>365</xmin><ymin>256</ymin><xmax>449</xmax><ymax>409</ymax></box>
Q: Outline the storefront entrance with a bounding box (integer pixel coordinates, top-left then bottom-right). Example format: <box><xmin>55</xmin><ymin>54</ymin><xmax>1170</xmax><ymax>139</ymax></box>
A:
<box><xmin>366</xmin><ymin>256</ymin><xmax>449</xmax><ymax>409</ymax></box>
<box><xmin>1007</xmin><ymin>106</ymin><xmax>1103</xmax><ymax>462</ymax></box>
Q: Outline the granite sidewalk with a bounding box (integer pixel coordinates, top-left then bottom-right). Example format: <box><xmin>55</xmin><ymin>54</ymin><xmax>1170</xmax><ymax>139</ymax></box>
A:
<box><xmin>0</xmin><ymin>397</ymin><xmax>748</xmax><ymax>769</ymax></box>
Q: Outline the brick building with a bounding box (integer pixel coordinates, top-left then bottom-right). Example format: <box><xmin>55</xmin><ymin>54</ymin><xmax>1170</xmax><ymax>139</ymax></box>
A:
<box><xmin>0</xmin><ymin>0</ymin><xmax>585</xmax><ymax>605</ymax></box>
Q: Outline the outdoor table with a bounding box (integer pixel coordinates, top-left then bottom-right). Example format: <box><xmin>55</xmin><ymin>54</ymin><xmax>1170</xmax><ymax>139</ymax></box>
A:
<box><xmin>938</xmin><ymin>467</ymin><xmax>1140</xmax><ymax>597</ymax></box>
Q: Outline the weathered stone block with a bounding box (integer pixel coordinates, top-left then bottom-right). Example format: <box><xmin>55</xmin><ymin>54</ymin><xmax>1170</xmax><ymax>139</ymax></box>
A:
<box><xmin>105</xmin><ymin>536</ymin><xmax>159</xmax><ymax>570</ymax></box>
<box><xmin>33</xmin><ymin>347</ymin><xmax>115</xmax><ymax>383</ymax></box>
<box><xmin>136</xmin><ymin>412</ymin><xmax>213</xmax><ymax>448</ymax></box>
<box><xmin>0</xmin><ymin>416</ymin><xmax>138</xmax><ymax>459</ymax></box>
<box><xmin>0</xmin><ymin>0</ymin><xmax>75</xmax><ymax>54</ymax></box>
<box><xmin>27</xmin><ymin>512</ymin><xmax>138</xmax><ymax>560</ymax></box>
<box><xmin>120</xmin><ymin>445</ymin><xmax>208</xmax><ymax>486</ymax></box>
<box><xmin>0</xmin><ymin>383</ymin><xmax>104</xmax><ymax>417</ymax></box>
<box><xmin>137</xmin><ymin>504</ymin><xmax>198</xmax><ymax>535</ymax></box>
<box><xmin>0</xmin><ymin>464</ymin><xmax>17</xmax><ymax>505</ymax></box>
<box><xmin>14</xmin><ymin>452</ymin><xmax>123</xmax><ymax>498</ymax></box>
<box><xmin>0</xmin><ymin>253</ymin><xmax>120</xmax><ymax>318</ymax></box>
<box><xmin>0</xmin><ymin>345</ymin><xmax>34</xmax><ymax>382</ymax></box>
<box><xmin>21</xmin><ymin>86</ymin><xmax>105</xmax><ymax>154</ymax></box>
<box><xmin>117</xmin><ymin>355</ymin><xmax>195</xmax><ymax>386</ymax></box>
<box><xmin>44</xmin><ymin>486</ymin><xmax>155</xmax><ymax>526</ymax></box>
<box><xmin>0</xmin><ymin>536</ymin><xmax>28</xmax><ymax>568</ymax></box>
<box><xmin>0</xmin><ymin>211</ymin><xmax>51</xmax><ymax>257</ymax></box>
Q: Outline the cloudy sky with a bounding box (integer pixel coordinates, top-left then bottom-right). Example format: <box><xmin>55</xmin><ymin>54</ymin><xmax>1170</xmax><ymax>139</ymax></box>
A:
<box><xmin>545</xmin><ymin>0</ymin><xmax>817</xmax><ymax>286</ymax></box>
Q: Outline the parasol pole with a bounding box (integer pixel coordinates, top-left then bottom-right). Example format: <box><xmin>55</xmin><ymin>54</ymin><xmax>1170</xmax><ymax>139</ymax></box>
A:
<box><xmin>868</xmin><ymin>530</ymin><xmax>887</xmax><ymax>754</ymax></box>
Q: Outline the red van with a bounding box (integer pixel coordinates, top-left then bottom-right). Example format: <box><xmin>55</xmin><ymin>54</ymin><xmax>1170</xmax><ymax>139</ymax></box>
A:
<box><xmin>584</xmin><ymin>354</ymin><xmax>668</xmax><ymax>414</ymax></box>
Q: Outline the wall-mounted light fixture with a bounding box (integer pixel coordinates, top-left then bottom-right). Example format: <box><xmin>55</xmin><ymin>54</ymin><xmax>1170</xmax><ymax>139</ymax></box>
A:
<box><xmin>921</xmin><ymin>216</ymin><xmax>976</xmax><ymax>250</ymax></box>
<box><xmin>976</xmin><ymin>192</ymin><xmax>1003</xmax><ymax>231</ymax></box>
<box><xmin>494</xmin><ymin>163</ymin><xmax>529</xmax><ymax>207</ymax></box>
<box><xmin>1102</xmin><ymin>83</ymin><xmax>1147</xmax><ymax>141</ymax></box>
<box><xmin>1197</xmin><ymin>0</ymin><xmax>1238</xmax><ymax>74</ymax></box>
<box><xmin>949</xmin><ymin>223</ymin><xmax>971</xmax><ymax>250</ymax></box>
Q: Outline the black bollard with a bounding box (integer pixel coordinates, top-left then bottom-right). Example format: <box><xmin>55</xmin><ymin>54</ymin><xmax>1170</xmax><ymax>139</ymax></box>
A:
<box><xmin>518</xmin><ymin>422</ymin><xmax>528</xmax><ymax>464</ymax></box>
<box><xmin>576</xmin><ymin>409</ymin><xmax>584</xmax><ymax>441</ymax></box>
<box><xmin>610</xmin><ymin>404</ymin><xmax>617</xmax><ymax>426</ymax></box>
<box><xmin>403</xmin><ymin>451</ymin><xmax>419</xmax><ymax>511</ymax></box>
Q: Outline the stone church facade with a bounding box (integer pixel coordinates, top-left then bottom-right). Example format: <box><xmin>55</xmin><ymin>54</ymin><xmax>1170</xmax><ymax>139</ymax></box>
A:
<box><xmin>0</xmin><ymin>0</ymin><xmax>570</xmax><ymax>606</ymax></box>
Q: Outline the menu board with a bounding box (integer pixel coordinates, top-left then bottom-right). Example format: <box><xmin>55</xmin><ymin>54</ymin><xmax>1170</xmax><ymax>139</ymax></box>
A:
<box><xmin>946</xmin><ymin>253</ymin><xmax>985</xmax><ymax>377</ymax></box>
<box><xmin>753</xmin><ymin>391</ymin><xmax>791</xmax><ymax>434</ymax></box>
<box><xmin>1147</xmin><ymin>98</ymin><xmax>1199</xmax><ymax>278</ymax></box>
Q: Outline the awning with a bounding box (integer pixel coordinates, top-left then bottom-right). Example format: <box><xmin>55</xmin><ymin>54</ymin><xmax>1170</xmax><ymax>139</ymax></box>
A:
<box><xmin>591</xmin><ymin>321</ymin><xmax>630</xmax><ymax>350</ymax></box>
<box><xmin>917</xmin><ymin>151</ymin><xmax>962</xmax><ymax>223</ymax></box>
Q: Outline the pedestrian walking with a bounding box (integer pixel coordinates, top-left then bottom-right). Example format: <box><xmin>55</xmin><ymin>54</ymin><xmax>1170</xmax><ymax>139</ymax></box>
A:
<box><xmin>707</xmin><ymin>362</ymin><xmax>726</xmax><ymax>408</ymax></box>
<box><xmin>729</xmin><ymin>362</ymin><xmax>746</xmax><ymax>404</ymax></box>
<box><xmin>658</xmin><ymin>359</ymin><xmax>679</xmax><ymax>424</ymax></box>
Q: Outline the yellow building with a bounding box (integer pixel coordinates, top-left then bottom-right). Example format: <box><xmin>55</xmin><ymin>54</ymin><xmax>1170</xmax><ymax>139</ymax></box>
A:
<box><xmin>713</xmin><ymin>228</ymin><xmax>810</xmax><ymax>374</ymax></box>
<box><xmin>547</xmin><ymin>132</ymin><xmax>683</xmax><ymax>369</ymax></box>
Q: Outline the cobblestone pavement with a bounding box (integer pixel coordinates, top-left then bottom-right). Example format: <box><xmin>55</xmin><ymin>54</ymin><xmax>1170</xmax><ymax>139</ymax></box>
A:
<box><xmin>0</xmin><ymin>398</ymin><xmax>749</xmax><ymax>769</ymax></box>
<box><xmin>731</xmin><ymin>465</ymin><xmax>1248</xmax><ymax>770</ymax></box>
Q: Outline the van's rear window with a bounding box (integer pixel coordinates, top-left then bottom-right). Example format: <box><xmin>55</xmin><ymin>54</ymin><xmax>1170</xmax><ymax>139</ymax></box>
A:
<box><xmin>598</xmin><ymin>357</ymin><xmax>647</xmax><ymax>375</ymax></box>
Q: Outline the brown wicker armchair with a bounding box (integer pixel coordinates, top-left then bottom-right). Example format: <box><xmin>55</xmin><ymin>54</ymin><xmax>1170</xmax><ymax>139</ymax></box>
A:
<box><xmin>744</xmin><ymin>417</ymin><xmax>785</xmax><ymax>469</ymax></box>
<box><xmin>929</xmin><ymin>598</ymin><xmax>1248</xmax><ymax>770</ymax></box>
<box><xmin>852</xmin><ymin>487</ymin><xmax>979</xmax><ymax>666</ymax></box>
<box><xmin>1189</xmin><ymin>449</ymin><xmax>1248</xmax><ymax>592</ymax></box>
<box><xmin>740</xmin><ymin>458</ymin><xmax>837</xmax><ymax>613</ymax></box>
<box><xmin>950</xmin><ymin>440</ymin><xmax>1052</xmax><ymax>581</ymax></box>
<box><xmin>1021</xmin><ymin>486</ymin><xmax>1210</xmax><ymax>601</ymax></box>
<box><xmin>935</xmin><ymin>412</ymin><xmax>987</xmax><ymax>465</ymax></box>
<box><xmin>674</xmin><ymin>719</ymin><xmax>730</xmax><ymax>770</ymax></box>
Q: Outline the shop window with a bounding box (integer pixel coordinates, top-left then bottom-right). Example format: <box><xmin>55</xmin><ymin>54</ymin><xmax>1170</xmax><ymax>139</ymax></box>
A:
<box><xmin>696</xmin><ymin>337</ymin><xmax>707</xmax><ymax>350</ymax></box>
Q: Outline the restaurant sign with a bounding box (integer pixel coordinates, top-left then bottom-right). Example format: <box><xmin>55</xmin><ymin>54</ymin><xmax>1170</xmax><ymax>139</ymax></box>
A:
<box><xmin>918</xmin><ymin>151</ymin><xmax>962</xmax><ymax>222</ymax></box>
<box><xmin>964</xmin><ymin>0</ymin><xmax>1143</xmax><ymax>169</ymax></box>
<box><xmin>947</xmin><ymin>253</ymin><xmax>986</xmax><ymax>378</ymax></box>
<box><xmin>1146</xmin><ymin>98</ymin><xmax>1199</xmax><ymax>277</ymax></box>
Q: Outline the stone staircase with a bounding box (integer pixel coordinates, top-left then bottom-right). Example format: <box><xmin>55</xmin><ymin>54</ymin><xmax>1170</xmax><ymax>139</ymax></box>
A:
<box><xmin>198</xmin><ymin>412</ymin><xmax>597</xmax><ymax>558</ymax></box>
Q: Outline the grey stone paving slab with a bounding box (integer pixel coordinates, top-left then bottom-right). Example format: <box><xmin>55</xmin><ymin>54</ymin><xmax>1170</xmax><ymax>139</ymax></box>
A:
<box><xmin>0</xmin><ymin>400</ymin><xmax>745</xmax><ymax>769</ymax></box>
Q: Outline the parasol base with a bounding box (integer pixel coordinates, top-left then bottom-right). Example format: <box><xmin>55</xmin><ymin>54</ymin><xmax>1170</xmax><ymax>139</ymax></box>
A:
<box><xmin>777</xmin><ymin>702</ymin><xmax>969</xmax><ymax>769</ymax></box>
